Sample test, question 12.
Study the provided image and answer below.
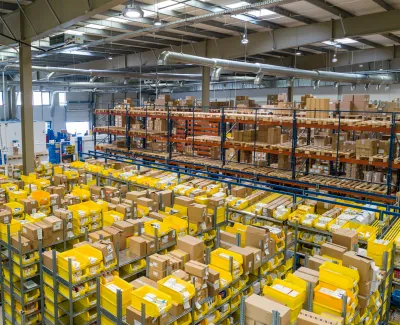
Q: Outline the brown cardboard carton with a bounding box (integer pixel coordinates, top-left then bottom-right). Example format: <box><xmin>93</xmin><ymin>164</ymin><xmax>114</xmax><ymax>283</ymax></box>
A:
<box><xmin>297</xmin><ymin>267</ymin><xmax>320</xmax><ymax>278</ymax></box>
<box><xmin>126</xmin><ymin>306</ymin><xmax>153</xmax><ymax>325</ymax></box>
<box><xmin>358</xmin><ymin>281</ymin><xmax>372</xmax><ymax>297</ymax></box>
<box><xmin>172</xmin><ymin>269</ymin><xmax>190</xmax><ymax>281</ymax></box>
<box><xmin>103</xmin><ymin>226</ymin><xmax>125</xmax><ymax>250</ymax></box>
<box><xmin>148</xmin><ymin>267</ymin><xmax>168</xmax><ymax>281</ymax></box>
<box><xmin>308</xmin><ymin>256</ymin><xmax>330</xmax><ymax>271</ymax></box>
<box><xmin>91</xmin><ymin>241</ymin><xmax>117</xmax><ymax>265</ymax></box>
<box><xmin>245</xmin><ymin>226</ymin><xmax>269</xmax><ymax>257</ymax></box>
<box><xmin>245</xmin><ymin>294</ymin><xmax>290</xmax><ymax>325</ymax></box>
<box><xmin>140</xmin><ymin>235</ymin><xmax>156</xmax><ymax>254</ymax></box>
<box><xmin>151</xmin><ymin>190</ymin><xmax>173</xmax><ymax>208</ymax></box>
<box><xmin>22</xmin><ymin>223</ymin><xmax>42</xmax><ymax>241</ymax></box>
<box><xmin>332</xmin><ymin>229</ymin><xmax>358</xmax><ymax>251</ymax></box>
<box><xmin>43</xmin><ymin>216</ymin><xmax>63</xmax><ymax>232</ymax></box>
<box><xmin>177</xmin><ymin>235</ymin><xmax>205</xmax><ymax>261</ymax></box>
<box><xmin>169</xmin><ymin>249</ymin><xmax>190</xmax><ymax>264</ymax></box>
<box><xmin>208</xmin><ymin>197</ymin><xmax>225</xmax><ymax>207</ymax></box>
<box><xmin>128</xmin><ymin>236</ymin><xmax>147</xmax><ymax>256</ymax></box>
<box><xmin>174</xmin><ymin>196</ymin><xmax>195</xmax><ymax>207</ymax></box>
<box><xmin>245</xmin><ymin>247</ymin><xmax>262</xmax><ymax>269</ymax></box>
<box><xmin>169</xmin><ymin>302</ymin><xmax>185</xmax><ymax>317</ymax></box>
<box><xmin>12</xmin><ymin>235</ymin><xmax>33</xmax><ymax>253</ymax></box>
<box><xmin>0</xmin><ymin>208</ymin><xmax>12</xmax><ymax>224</ymax></box>
<box><xmin>149</xmin><ymin>254</ymin><xmax>168</xmax><ymax>272</ymax></box>
<box><xmin>229</xmin><ymin>246</ymin><xmax>254</xmax><ymax>274</ymax></box>
<box><xmin>113</xmin><ymin>221</ymin><xmax>135</xmax><ymax>238</ymax></box>
<box><xmin>54</xmin><ymin>174</ymin><xmax>67</xmax><ymax>186</ymax></box>
<box><xmin>19</xmin><ymin>199</ymin><xmax>38</xmax><ymax>215</ymax></box>
<box><xmin>116</xmin><ymin>203</ymin><xmax>132</xmax><ymax>217</ymax></box>
<box><xmin>297</xmin><ymin>310</ymin><xmax>342</xmax><ymax>325</ymax></box>
<box><xmin>126</xmin><ymin>191</ymin><xmax>147</xmax><ymax>202</ymax></box>
<box><xmin>185</xmin><ymin>260</ymin><xmax>208</xmax><ymax>278</ymax></box>
<box><xmin>53</xmin><ymin>208</ymin><xmax>72</xmax><ymax>222</ymax></box>
<box><xmin>130</xmin><ymin>276</ymin><xmax>158</xmax><ymax>290</ymax></box>
<box><xmin>42</xmin><ymin>250</ymin><xmax>58</xmax><ymax>270</ymax></box>
<box><xmin>320</xmin><ymin>243</ymin><xmax>347</xmax><ymax>260</ymax></box>
<box><xmin>188</xmin><ymin>204</ymin><xmax>207</xmax><ymax>223</ymax></box>
<box><xmin>88</xmin><ymin>230</ymin><xmax>112</xmax><ymax>243</ymax></box>
<box><xmin>232</xmin><ymin>186</ymin><xmax>247</xmax><ymax>198</ymax></box>
<box><xmin>293</xmin><ymin>270</ymin><xmax>318</xmax><ymax>288</ymax></box>
<box><xmin>342</xmin><ymin>251</ymin><xmax>374</xmax><ymax>283</ymax></box>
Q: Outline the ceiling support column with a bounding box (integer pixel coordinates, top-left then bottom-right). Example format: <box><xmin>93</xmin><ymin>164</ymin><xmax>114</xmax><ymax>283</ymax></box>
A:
<box><xmin>19</xmin><ymin>39</ymin><xmax>35</xmax><ymax>174</ymax></box>
<box><xmin>202</xmin><ymin>66</ymin><xmax>210</xmax><ymax>111</ymax></box>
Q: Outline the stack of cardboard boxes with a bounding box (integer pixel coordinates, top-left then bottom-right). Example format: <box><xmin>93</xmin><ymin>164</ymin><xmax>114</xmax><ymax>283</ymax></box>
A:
<box><xmin>305</xmin><ymin>97</ymin><xmax>330</xmax><ymax>118</ymax></box>
<box><xmin>155</xmin><ymin>94</ymin><xmax>170</xmax><ymax>108</ymax></box>
<box><xmin>355</xmin><ymin>139</ymin><xmax>378</xmax><ymax>157</ymax></box>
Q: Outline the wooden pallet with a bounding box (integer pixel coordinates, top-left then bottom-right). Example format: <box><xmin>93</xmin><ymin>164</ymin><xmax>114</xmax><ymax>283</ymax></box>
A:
<box><xmin>369</xmin><ymin>154</ymin><xmax>389</xmax><ymax>163</ymax></box>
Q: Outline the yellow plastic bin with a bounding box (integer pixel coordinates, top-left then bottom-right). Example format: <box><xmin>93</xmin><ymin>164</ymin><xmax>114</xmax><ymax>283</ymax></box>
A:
<box><xmin>101</xmin><ymin>276</ymin><xmax>134</xmax><ymax>316</ymax></box>
<box><xmin>74</xmin><ymin>244</ymin><xmax>104</xmax><ymax>276</ymax></box>
<box><xmin>31</xmin><ymin>190</ymin><xmax>51</xmax><ymax>207</ymax></box>
<box><xmin>210</xmin><ymin>248</ymin><xmax>243</xmax><ymax>271</ymax></box>
<box><xmin>57</xmin><ymin>249</ymin><xmax>89</xmax><ymax>283</ymax></box>
<box><xmin>319</xmin><ymin>262</ymin><xmax>359</xmax><ymax>290</ymax></box>
<box><xmin>131</xmin><ymin>285</ymin><xmax>173</xmax><ymax>317</ymax></box>
<box><xmin>157</xmin><ymin>275</ymin><xmax>195</xmax><ymax>305</ymax></box>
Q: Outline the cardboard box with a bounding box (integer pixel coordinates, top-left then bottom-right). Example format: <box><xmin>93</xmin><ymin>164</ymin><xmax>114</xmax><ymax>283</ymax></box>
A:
<box><xmin>358</xmin><ymin>281</ymin><xmax>372</xmax><ymax>297</ymax></box>
<box><xmin>169</xmin><ymin>249</ymin><xmax>190</xmax><ymax>264</ymax></box>
<box><xmin>126</xmin><ymin>306</ymin><xmax>153</xmax><ymax>325</ymax></box>
<box><xmin>43</xmin><ymin>216</ymin><xmax>63</xmax><ymax>232</ymax></box>
<box><xmin>103</xmin><ymin>226</ymin><xmax>125</xmax><ymax>250</ymax></box>
<box><xmin>229</xmin><ymin>246</ymin><xmax>254</xmax><ymax>274</ymax></box>
<box><xmin>245</xmin><ymin>247</ymin><xmax>262</xmax><ymax>270</ymax></box>
<box><xmin>151</xmin><ymin>190</ymin><xmax>173</xmax><ymax>208</ymax></box>
<box><xmin>91</xmin><ymin>241</ymin><xmax>117</xmax><ymax>265</ymax></box>
<box><xmin>0</xmin><ymin>208</ymin><xmax>12</xmax><ymax>224</ymax></box>
<box><xmin>293</xmin><ymin>270</ymin><xmax>319</xmax><ymax>288</ymax></box>
<box><xmin>126</xmin><ymin>191</ymin><xmax>147</xmax><ymax>202</ymax></box>
<box><xmin>297</xmin><ymin>310</ymin><xmax>342</xmax><ymax>325</ymax></box>
<box><xmin>177</xmin><ymin>235</ymin><xmax>204</xmax><ymax>261</ymax></box>
<box><xmin>54</xmin><ymin>174</ymin><xmax>67</xmax><ymax>186</ymax></box>
<box><xmin>332</xmin><ymin>229</ymin><xmax>358</xmax><ymax>251</ymax></box>
<box><xmin>116</xmin><ymin>203</ymin><xmax>132</xmax><ymax>217</ymax></box>
<box><xmin>19</xmin><ymin>199</ymin><xmax>38</xmax><ymax>215</ymax></box>
<box><xmin>140</xmin><ymin>235</ymin><xmax>156</xmax><ymax>255</ymax></box>
<box><xmin>297</xmin><ymin>267</ymin><xmax>320</xmax><ymax>278</ymax></box>
<box><xmin>320</xmin><ymin>243</ymin><xmax>348</xmax><ymax>260</ymax></box>
<box><xmin>308</xmin><ymin>256</ymin><xmax>330</xmax><ymax>271</ymax></box>
<box><xmin>22</xmin><ymin>223</ymin><xmax>42</xmax><ymax>241</ymax></box>
<box><xmin>113</xmin><ymin>221</ymin><xmax>135</xmax><ymax>238</ymax></box>
<box><xmin>246</xmin><ymin>226</ymin><xmax>269</xmax><ymax>257</ymax></box>
<box><xmin>188</xmin><ymin>204</ymin><xmax>207</xmax><ymax>223</ymax></box>
<box><xmin>88</xmin><ymin>230</ymin><xmax>112</xmax><ymax>243</ymax></box>
<box><xmin>12</xmin><ymin>235</ymin><xmax>34</xmax><ymax>253</ymax></box>
<box><xmin>169</xmin><ymin>302</ymin><xmax>185</xmax><ymax>317</ymax></box>
<box><xmin>128</xmin><ymin>236</ymin><xmax>147</xmax><ymax>256</ymax></box>
<box><xmin>149</xmin><ymin>254</ymin><xmax>168</xmax><ymax>272</ymax></box>
<box><xmin>130</xmin><ymin>276</ymin><xmax>158</xmax><ymax>290</ymax></box>
<box><xmin>185</xmin><ymin>260</ymin><xmax>208</xmax><ymax>278</ymax></box>
<box><xmin>42</xmin><ymin>250</ymin><xmax>58</xmax><ymax>270</ymax></box>
<box><xmin>245</xmin><ymin>294</ymin><xmax>290</xmax><ymax>325</ymax></box>
<box><xmin>174</xmin><ymin>196</ymin><xmax>195</xmax><ymax>208</ymax></box>
<box><xmin>342</xmin><ymin>251</ymin><xmax>374</xmax><ymax>283</ymax></box>
<box><xmin>172</xmin><ymin>269</ymin><xmax>190</xmax><ymax>281</ymax></box>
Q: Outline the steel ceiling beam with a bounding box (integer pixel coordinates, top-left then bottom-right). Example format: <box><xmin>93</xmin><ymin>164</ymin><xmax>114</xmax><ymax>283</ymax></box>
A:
<box><xmin>64</xmin><ymin>9</ymin><xmax>400</xmax><ymax>71</ymax></box>
<box><xmin>372</xmin><ymin>0</ymin><xmax>394</xmax><ymax>11</ymax></box>
<box><xmin>305</xmin><ymin>0</ymin><xmax>400</xmax><ymax>45</ymax></box>
<box><xmin>0</xmin><ymin>0</ymin><xmax>129</xmax><ymax>46</ymax></box>
<box><xmin>0</xmin><ymin>1</ymin><xmax>18</xmax><ymax>12</ymax></box>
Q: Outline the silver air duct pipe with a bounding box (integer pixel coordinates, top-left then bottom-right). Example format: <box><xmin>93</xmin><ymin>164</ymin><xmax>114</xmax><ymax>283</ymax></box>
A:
<box><xmin>158</xmin><ymin>52</ymin><xmax>397</xmax><ymax>85</ymax></box>
<box><xmin>5</xmin><ymin>64</ymin><xmax>203</xmax><ymax>82</ymax></box>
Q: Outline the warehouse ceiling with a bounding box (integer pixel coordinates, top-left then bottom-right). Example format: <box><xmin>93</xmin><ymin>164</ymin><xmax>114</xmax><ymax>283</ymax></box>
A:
<box><xmin>2</xmin><ymin>0</ymin><xmax>400</xmax><ymax>81</ymax></box>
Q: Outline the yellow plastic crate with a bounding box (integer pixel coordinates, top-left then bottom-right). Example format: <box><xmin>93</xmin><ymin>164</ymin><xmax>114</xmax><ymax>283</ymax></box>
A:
<box><xmin>81</xmin><ymin>200</ymin><xmax>103</xmax><ymax>219</ymax></box>
<box><xmin>163</xmin><ymin>216</ymin><xmax>188</xmax><ymax>237</ymax></box>
<box><xmin>5</xmin><ymin>202</ymin><xmax>24</xmax><ymax>216</ymax></box>
<box><xmin>144</xmin><ymin>220</ymin><xmax>170</xmax><ymax>237</ymax></box>
<box><xmin>12</xmin><ymin>251</ymin><xmax>39</xmax><ymax>265</ymax></box>
<box><xmin>44</xmin><ymin>299</ymin><xmax>68</xmax><ymax>317</ymax></box>
<box><xmin>74</xmin><ymin>244</ymin><xmax>104</xmax><ymax>276</ymax></box>
<box><xmin>8</xmin><ymin>190</ymin><xmax>27</xmax><ymax>202</ymax></box>
<box><xmin>120</xmin><ymin>259</ymin><xmax>146</xmax><ymax>278</ymax></box>
<box><xmin>74</xmin><ymin>308</ymin><xmax>97</xmax><ymax>324</ymax></box>
<box><xmin>210</xmin><ymin>248</ymin><xmax>243</xmax><ymax>271</ymax></box>
<box><xmin>263</xmin><ymin>278</ymin><xmax>306</xmax><ymax>309</ymax></box>
<box><xmin>74</xmin><ymin>293</ymin><xmax>97</xmax><ymax>312</ymax></box>
<box><xmin>101</xmin><ymin>276</ymin><xmax>133</xmax><ymax>316</ymax></box>
<box><xmin>157</xmin><ymin>275</ymin><xmax>195</xmax><ymax>305</ymax></box>
<box><xmin>103</xmin><ymin>210</ymin><xmax>124</xmax><ymax>226</ymax></box>
<box><xmin>44</xmin><ymin>284</ymin><xmax>66</xmax><ymax>303</ymax></box>
<box><xmin>34</xmin><ymin>178</ymin><xmax>51</xmax><ymax>190</ymax></box>
<box><xmin>0</xmin><ymin>219</ymin><xmax>21</xmax><ymax>242</ymax></box>
<box><xmin>319</xmin><ymin>262</ymin><xmax>359</xmax><ymax>290</ymax></box>
<box><xmin>31</xmin><ymin>190</ymin><xmax>51</xmax><ymax>206</ymax></box>
<box><xmin>313</xmin><ymin>282</ymin><xmax>355</xmax><ymax>316</ymax></box>
<box><xmin>131</xmin><ymin>285</ymin><xmax>173</xmax><ymax>317</ymax></box>
<box><xmin>57</xmin><ymin>249</ymin><xmax>90</xmax><ymax>283</ymax></box>
<box><xmin>72</xmin><ymin>188</ymin><xmax>91</xmax><ymax>201</ymax></box>
<box><xmin>1</xmin><ymin>182</ymin><xmax>18</xmax><ymax>193</ymax></box>
<box><xmin>64</xmin><ymin>170</ymin><xmax>79</xmax><ymax>180</ymax></box>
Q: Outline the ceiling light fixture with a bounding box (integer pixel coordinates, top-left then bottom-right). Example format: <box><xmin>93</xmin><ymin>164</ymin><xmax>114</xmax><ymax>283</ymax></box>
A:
<box><xmin>123</xmin><ymin>1</ymin><xmax>144</xmax><ymax>18</ymax></box>
<box><xmin>108</xmin><ymin>55</ymin><xmax>113</xmax><ymax>60</ymax></box>
<box><xmin>241</xmin><ymin>24</ymin><xmax>248</xmax><ymax>45</ymax></box>
<box><xmin>154</xmin><ymin>13</ymin><xmax>162</xmax><ymax>26</ymax></box>
<box><xmin>295</xmin><ymin>47</ymin><xmax>301</xmax><ymax>56</ymax></box>
<box><xmin>332</xmin><ymin>53</ymin><xmax>337</xmax><ymax>63</ymax></box>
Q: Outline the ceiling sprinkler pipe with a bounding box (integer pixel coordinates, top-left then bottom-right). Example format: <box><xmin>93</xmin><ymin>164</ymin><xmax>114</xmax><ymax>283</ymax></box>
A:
<box><xmin>158</xmin><ymin>51</ymin><xmax>397</xmax><ymax>85</ymax></box>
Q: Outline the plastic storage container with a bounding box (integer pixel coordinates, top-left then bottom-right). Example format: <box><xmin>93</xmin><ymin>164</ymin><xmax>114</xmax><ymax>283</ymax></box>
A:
<box><xmin>131</xmin><ymin>285</ymin><xmax>173</xmax><ymax>317</ymax></box>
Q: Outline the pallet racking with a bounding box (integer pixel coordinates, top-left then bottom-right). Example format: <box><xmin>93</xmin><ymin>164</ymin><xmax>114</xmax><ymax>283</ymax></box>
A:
<box><xmin>92</xmin><ymin>105</ymin><xmax>400</xmax><ymax>201</ymax></box>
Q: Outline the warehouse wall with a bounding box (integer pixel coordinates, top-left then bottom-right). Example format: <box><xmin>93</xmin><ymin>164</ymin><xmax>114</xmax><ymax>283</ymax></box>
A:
<box><xmin>14</xmin><ymin>91</ymin><xmax>137</xmax><ymax>132</ymax></box>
